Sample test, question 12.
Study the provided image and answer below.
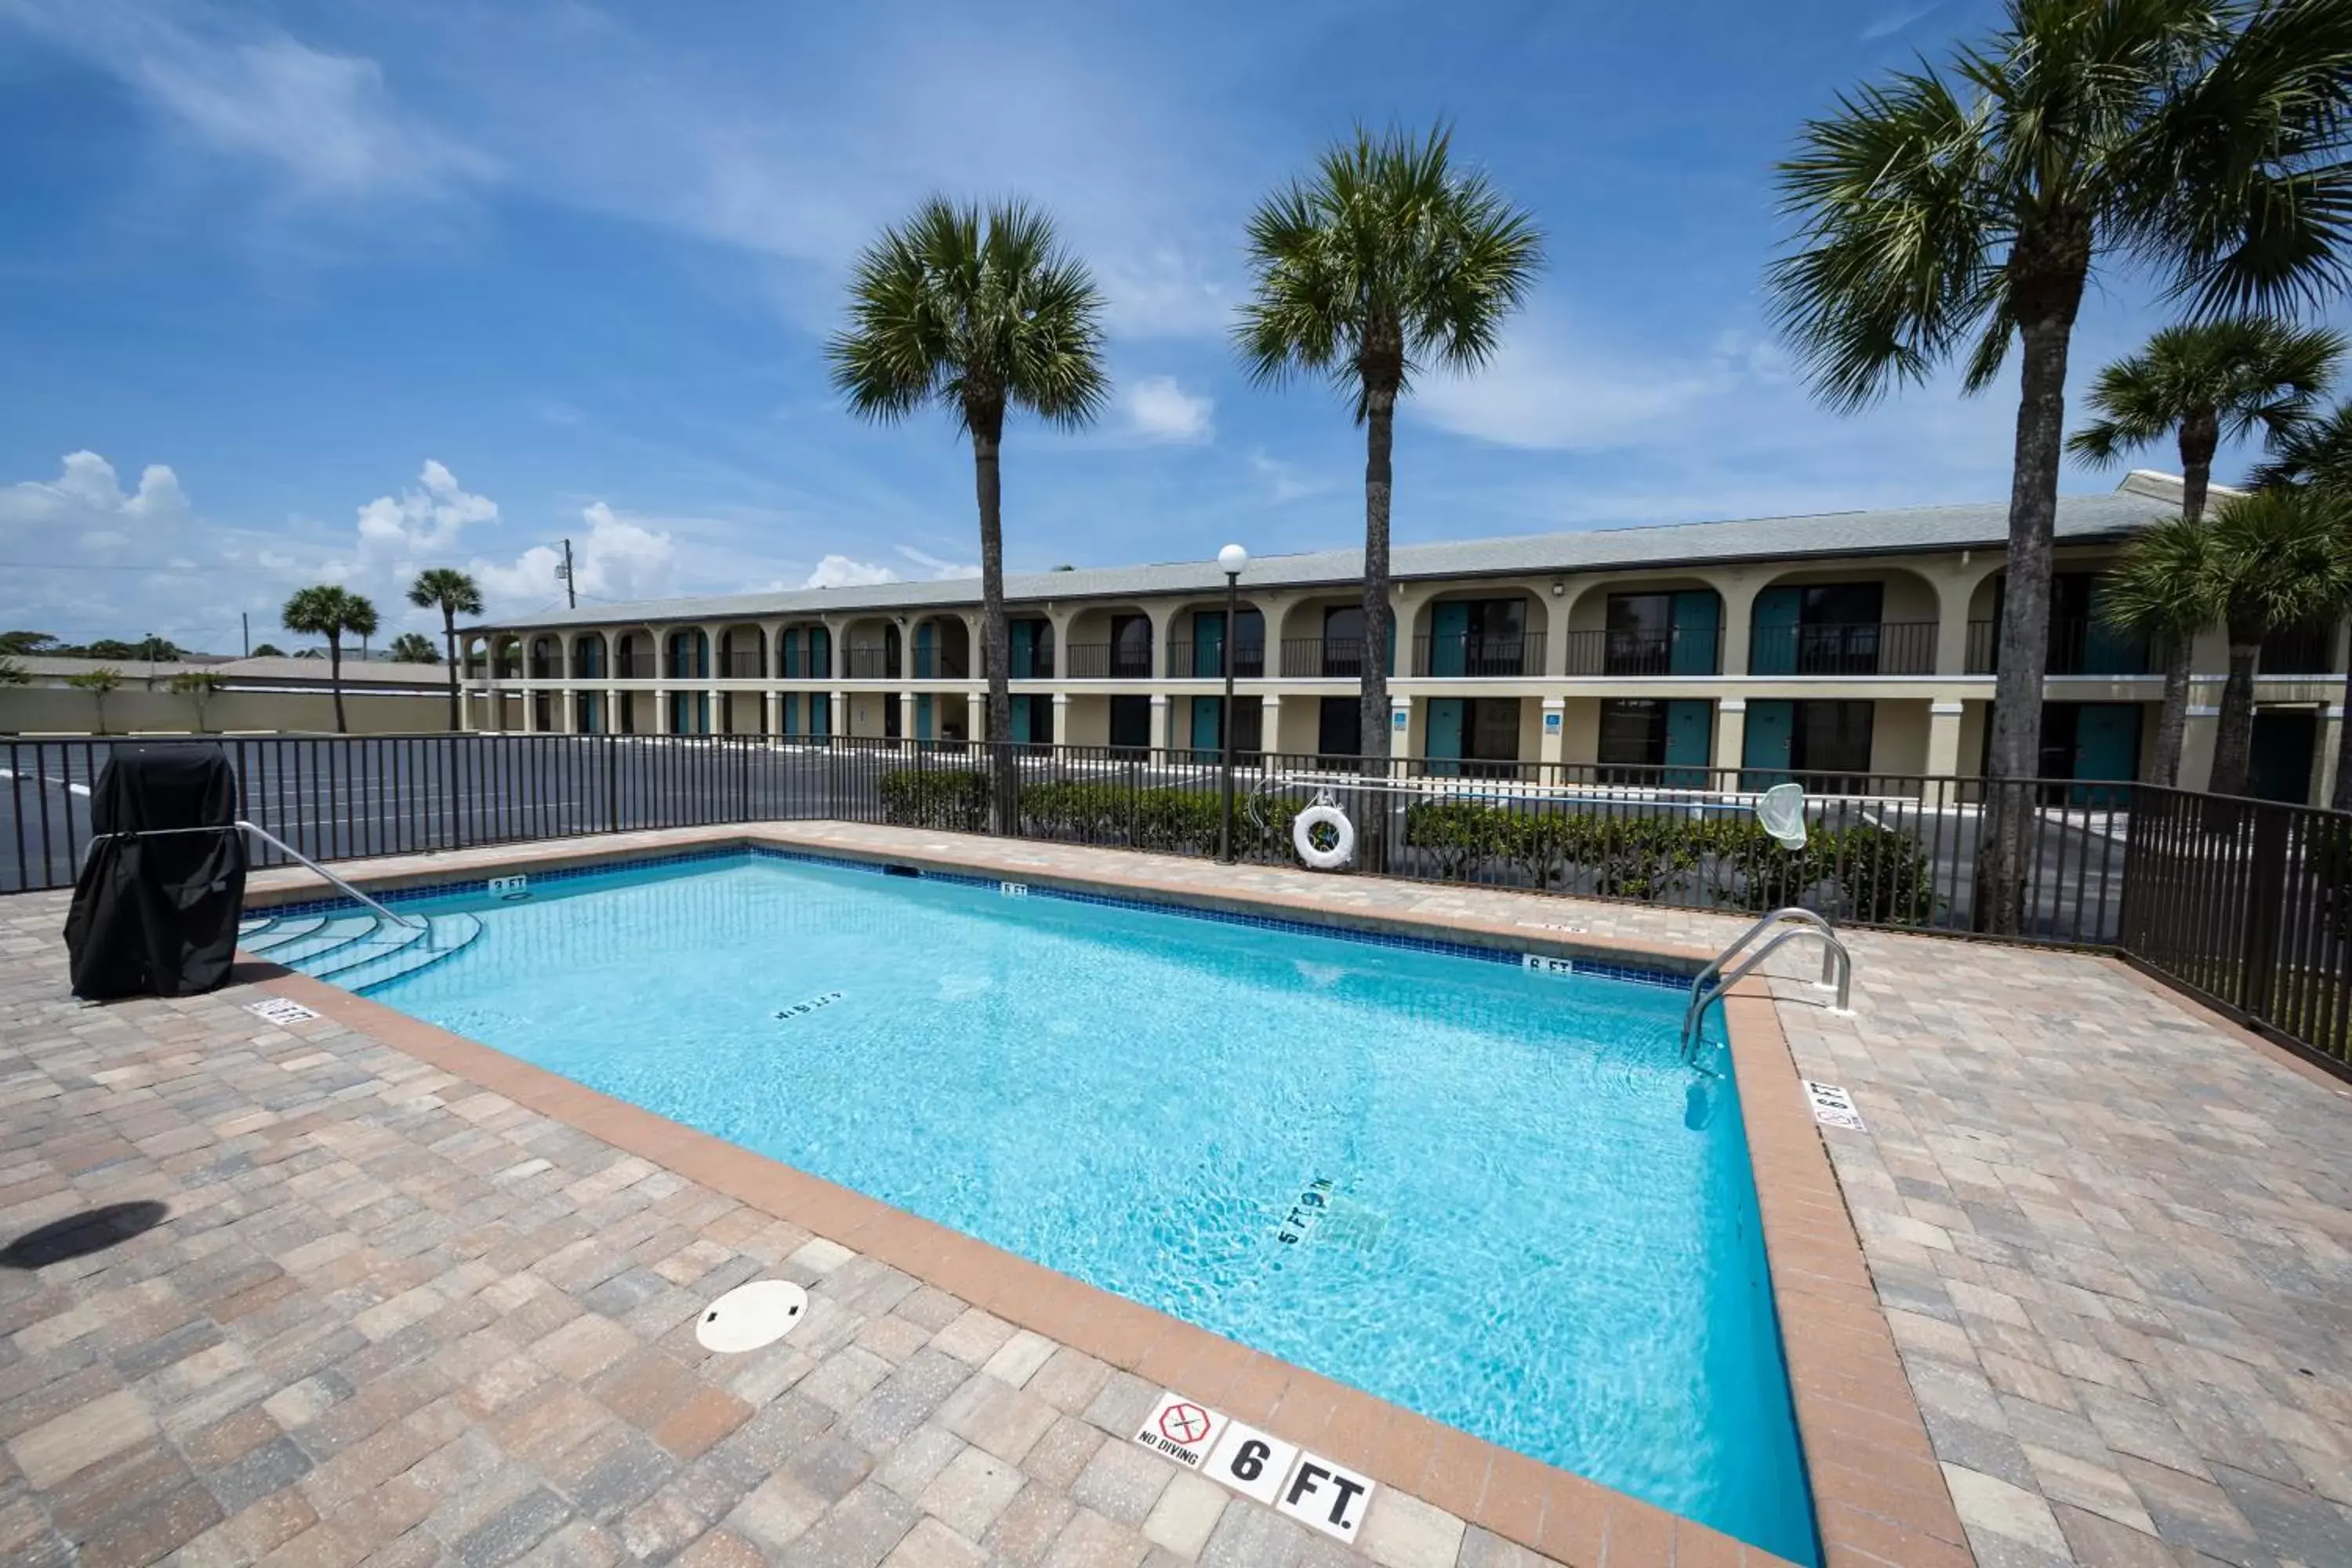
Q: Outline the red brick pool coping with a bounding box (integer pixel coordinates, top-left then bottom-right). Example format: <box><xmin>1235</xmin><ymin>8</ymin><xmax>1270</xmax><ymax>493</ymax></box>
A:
<box><xmin>245</xmin><ymin>826</ymin><xmax>1971</xmax><ymax>1567</ymax></box>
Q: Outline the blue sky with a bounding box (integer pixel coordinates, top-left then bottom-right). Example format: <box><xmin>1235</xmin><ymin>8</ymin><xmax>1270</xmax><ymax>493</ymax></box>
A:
<box><xmin>2</xmin><ymin>0</ymin><xmax>2343</xmax><ymax>653</ymax></box>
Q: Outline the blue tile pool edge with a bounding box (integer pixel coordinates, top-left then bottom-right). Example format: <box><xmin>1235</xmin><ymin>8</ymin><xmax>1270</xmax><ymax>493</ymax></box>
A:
<box><xmin>244</xmin><ymin>838</ymin><xmax>1700</xmax><ymax>992</ymax></box>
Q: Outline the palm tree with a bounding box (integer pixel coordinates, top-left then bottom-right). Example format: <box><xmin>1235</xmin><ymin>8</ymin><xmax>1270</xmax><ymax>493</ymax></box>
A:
<box><xmin>282</xmin><ymin>586</ymin><xmax>379</xmax><ymax>735</ymax></box>
<box><xmin>1236</xmin><ymin>124</ymin><xmax>1542</xmax><ymax>843</ymax></box>
<box><xmin>827</xmin><ymin>198</ymin><xmax>1109</xmax><ymax>827</ymax></box>
<box><xmin>1769</xmin><ymin>0</ymin><xmax>2352</xmax><ymax>929</ymax></box>
<box><xmin>2256</xmin><ymin>397</ymin><xmax>2352</xmax><ymax>492</ymax></box>
<box><xmin>2069</xmin><ymin>319</ymin><xmax>2342</xmax><ymax>522</ymax></box>
<box><xmin>2099</xmin><ymin>517</ymin><xmax>2222</xmax><ymax>786</ymax></box>
<box><xmin>388</xmin><ymin>631</ymin><xmax>440</xmax><ymax>664</ymax></box>
<box><xmin>408</xmin><ymin>568</ymin><xmax>484</xmax><ymax>731</ymax></box>
<box><xmin>65</xmin><ymin>667</ymin><xmax>123</xmax><ymax>735</ymax></box>
<box><xmin>2205</xmin><ymin>487</ymin><xmax>2352</xmax><ymax>797</ymax></box>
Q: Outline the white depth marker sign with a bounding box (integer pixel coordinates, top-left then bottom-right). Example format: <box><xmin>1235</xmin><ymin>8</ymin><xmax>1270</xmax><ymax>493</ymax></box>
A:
<box><xmin>1133</xmin><ymin>1391</ymin><xmax>1225</xmax><ymax>1470</ymax></box>
<box><xmin>1803</xmin><ymin>1080</ymin><xmax>1866</xmax><ymax>1131</ymax></box>
<box><xmin>245</xmin><ymin>996</ymin><xmax>318</xmax><ymax>1026</ymax></box>
<box><xmin>1203</xmin><ymin>1418</ymin><xmax>1298</xmax><ymax>1507</ymax></box>
<box><xmin>1275</xmin><ymin>1451</ymin><xmax>1376</xmax><ymax>1544</ymax></box>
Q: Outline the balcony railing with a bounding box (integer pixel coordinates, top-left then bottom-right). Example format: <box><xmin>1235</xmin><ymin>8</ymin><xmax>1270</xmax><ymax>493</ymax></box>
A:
<box><xmin>1748</xmin><ymin>621</ymin><xmax>1936</xmax><ymax>677</ymax></box>
<box><xmin>1966</xmin><ymin>619</ymin><xmax>2154</xmax><ymax>676</ymax></box>
<box><xmin>1063</xmin><ymin>642</ymin><xmax>1157</xmax><ymax>679</ymax></box>
<box><xmin>664</xmin><ymin>659</ymin><xmax>710</xmax><ymax>680</ymax></box>
<box><xmin>616</xmin><ymin>652</ymin><xmax>655</xmax><ymax>678</ymax></box>
<box><xmin>1279</xmin><ymin>638</ymin><xmax>1392</xmax><ymax>677</ymax></box>
<box><xmin>1561</xmin><ymin>627</ymin><xmax>1721</xmax><ymax>677</ymax></box>
<box><xmin>1410</xmin><ymin>633</ymin><xmax>1544</xmax><ymax>677</ymax></box>
<box><xmin>844</xmin><ymin>645</ymin><xmax>901</xmax><ymax>679</ymax></box>
<box><xmin>527</xmin><ymin>658</ymin><xmax>556</xmax><ymax>680</ymax></box>
<box><xmin>2262</xmin><ymin>625</ymin><xmax>2334</xmax><ymax>676</ymax></box>
<box><xmin>984</xmin><ymin>647</ymin><xmax>1055</xmax><ymax>680</ymax></box>
<box><xmin>1167</xmin><ymin>641</ymin><xmax>1265</xmax><ymax>679</ymax></box>
<box><xmin>722</xmin><ymin>651</ymin><xmax>764</xmax><ymax>678</ymax></box>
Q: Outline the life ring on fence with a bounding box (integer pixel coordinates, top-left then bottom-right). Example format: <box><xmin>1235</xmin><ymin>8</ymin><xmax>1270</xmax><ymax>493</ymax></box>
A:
<box><xmin>1293</xmin><ymin>802</ymin><xmax>1356</xmax><ymax>870</ymax></box>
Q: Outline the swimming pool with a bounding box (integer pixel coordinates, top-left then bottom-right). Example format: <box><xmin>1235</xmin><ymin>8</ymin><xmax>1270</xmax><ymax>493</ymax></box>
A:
<box><xmin>341</xmin><ymin>851</ymin><xmax>1816</xmax><ymax>1561</ymax></box>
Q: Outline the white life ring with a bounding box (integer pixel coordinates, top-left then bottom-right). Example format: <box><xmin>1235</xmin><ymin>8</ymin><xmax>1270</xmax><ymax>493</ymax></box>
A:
<box><xmin>1292</xmin><ymin>803</ymin><xmax>1356</xmax><ymax>869</ymax></box>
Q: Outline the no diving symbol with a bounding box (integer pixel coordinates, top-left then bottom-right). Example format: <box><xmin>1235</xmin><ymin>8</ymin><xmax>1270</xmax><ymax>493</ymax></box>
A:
<box><xmin>1158</xmin><ymin>1402</ymin><xmax>1212</xmax><ymax>1446</ymax></box>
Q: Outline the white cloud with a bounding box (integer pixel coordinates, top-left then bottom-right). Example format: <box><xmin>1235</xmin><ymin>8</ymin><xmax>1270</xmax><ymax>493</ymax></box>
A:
<box><xmin>1124</xmin><ymin>376</ymin><xmax>1214</xmax><ymax>445</ymax></box>
<box><xmin>0</xmin><ymin>450</ymin><xmax>192</xmax><ymax>532</ymax></box>
<box><xmin>354</xmin><ymin>459</ymin><xmax>498</xmax><ymax>557</ymax></box>
<box><xmin>6</xmin><ymin>1</ymin><xmax>492</xmax><ymax>202</ymax></box>
<box><xmin>804</xmin><ymin>554</ymin><xmax>900</xmax><ymax>588</ymax></box>
<box><xmin>895</xmin><ymin>545</ymin><xmax>980</xmax><ymax>579</ymax></box>
<box><xmin>472</xmin><ymin>500</ymin><xmax>677</xmax><ymax>608</ymax></box>
<box><xmin>1410</xmin><ymin>312</ymin><xmax>1722</xmax><ymax>452</ymax></box>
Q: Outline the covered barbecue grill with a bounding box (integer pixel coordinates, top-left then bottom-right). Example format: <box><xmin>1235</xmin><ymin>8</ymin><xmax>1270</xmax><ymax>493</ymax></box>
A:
<box><xmin>64</xmin><ymin>743</ymin><xmax>247</xmax><ymax>1000</ymax></box>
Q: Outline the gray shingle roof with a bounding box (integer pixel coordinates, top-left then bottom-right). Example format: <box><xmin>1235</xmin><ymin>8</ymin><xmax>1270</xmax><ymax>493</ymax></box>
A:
<box><xmin>471</xmin><ymin>487</ymin><xmax>2179</xmax><ymax>633</ymax></box>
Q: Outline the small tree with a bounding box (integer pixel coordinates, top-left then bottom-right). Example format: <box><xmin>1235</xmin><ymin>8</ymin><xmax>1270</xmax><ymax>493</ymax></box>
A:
<box><xmin>389</xmin><ymin>631</ymin><xmax>441</xmax><ymax>663</ymax></box>
<box><xmin>407</xmin><ymin>568</ymin><xmax>484</xmax><ymax>731</ymax></box>
<box><xmin>167</xmin><ymin>670</ymin><xmax>227</xmax><ymax>732</ymax></box>
<box><xmin>249</xmin><ymin>642</ymin><xmax>286</xmax><ymax>658</ymax></box>
<box><xmin>66</xmin><ymin>667</ymin><xmax>123</xmax><ymax>735</ymax></box>
<box><xmin>281</xmin><ymin>586</ymin><xmax>379</xmax><ymax>735</ymax></box>
<box><xmin>2205</xmin><ymin>488</ymin><xmax>2352</xmax><ymax>797</ymax></box>
<box><xmin>2098</xmin><ymin>517</ymin><xmax>2220</xmax><ymax>786</ymax></box>
<box><xmin>0</xmin><ymin>655</ymin><xmax>28</xmax><ymax>686</ymax></box>
<box><xmin>0</xmin><ymin>631</ymin><xmax>56</xmax><ymax>656</ymax></box>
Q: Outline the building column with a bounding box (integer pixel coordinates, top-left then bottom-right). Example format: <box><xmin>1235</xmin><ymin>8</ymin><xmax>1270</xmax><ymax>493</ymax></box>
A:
<box><xmin>1539</xmin><ymin>695</ymin><xmax>1566</xmax><ymax>766</ymax></box>
<box><xmin>1260</xmin><ymin>694</ymin><xmax>1282</xmax><ymax>758</ymax></box>
<box><xmin>1925</xmin><ymin>699</ymin><xmax>1965</xmax><ymax>808</ymax></box>
<box><xmin>1051</xmin><ymin>691</ymin><xmax>1070</xmax><ymax>748</ymax></box>
<box><xmin>2320</xmin><ymin>703</ymin><xmax>2344</xmax><ymax>809</ymax></box>
<box><xmin>707</xmin><ymin>687</ymin><xmax>723</xmax><ymax>736</ymax></box>
<box><xmin>558</xmin><ymin>688</ymin><xmax>577</xmax><ymax>734</ymax></box>
<box><xmin>900</xmin><ymin>690</ymin><xmax>917</xmax><ymax>746</ymax></box>
<box><xmin>1149</xmin><ymin>692</ymin><xmax>1171</xmax><ymax>753</ymax></box>
<box><xmin>653</xmin><ymin>688</ymin><xmax>671</xmax><ymax>734</ymax></box>
<box><xmin>763</xmin><ymin>690</ymin><xmax>779</xmax><ymax>737</ymax></box>
<box><xmin>605</xmin><ymin>685</ymin><xmax>621</xmax><ymax>737</ymax></box>
<box><xmin>1715</xmin><ymin>697</ymin><xmax>1747</xmax><ymax>781</ymax></box>
<box><xmin>833</xmin><ymin>689</ymin><xmax>851</xmax><ymax>739</ymax></box>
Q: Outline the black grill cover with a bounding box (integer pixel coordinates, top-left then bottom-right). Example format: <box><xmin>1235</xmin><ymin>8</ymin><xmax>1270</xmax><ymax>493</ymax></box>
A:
<box><xmin>64</xmin><ymin>744</ymin><xmax>247</xmax><ymax>1000</ymax></box>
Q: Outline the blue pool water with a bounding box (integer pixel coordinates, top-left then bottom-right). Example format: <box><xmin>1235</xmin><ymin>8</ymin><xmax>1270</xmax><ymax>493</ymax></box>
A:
<box><xmin>361</xmin><ymin>853</ymin><xmax>1815</xmax><ymax>1561</ymax></box>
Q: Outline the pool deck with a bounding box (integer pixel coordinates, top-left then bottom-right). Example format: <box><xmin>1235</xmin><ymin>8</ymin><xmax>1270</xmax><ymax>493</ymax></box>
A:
<box><xmin>2</xmin><ymin>826</ymin><xmax>2347</xmax><ymax>1568</ymax></box>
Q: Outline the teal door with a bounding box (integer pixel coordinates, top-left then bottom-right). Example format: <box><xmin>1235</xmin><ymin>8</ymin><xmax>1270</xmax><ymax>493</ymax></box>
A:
<box><xmin>1010</xmin><ymin>621</ymin><xmax>1037</xmax><ymax>680</ymax></box>
<box><xmin>915</xmin><ymin>693</ymin><xmax>933</xmax><ymax>746</ymax></box>
<box><xmin>781</xmin><ymin>694</ymin><xmax>798</xmax><ymax>736</ymax></box>
<box><xmin>809</xmin><ymin>628</ymin><xmax>830</xmax><ymax>679</ymax></box>
<box><xmin>1750</xmin><ymin>589</ymin><xmax>1801</xmax><ymax>675</ymax></box>
<box><xmin>1192</xmin><ymin>612</ymin><xmax>1225</xmax><ymax>678</ymax></box>
<box><xmin>2067</xmin><ymin>704</ymin><xmax>2140</xmax><ymax>805</ymax></box>
<box><xmin>1670</xmin><ymin>592</ymin><xmax>1719</xmax><ymax>675</ymax></box>
<box><xmin>1010</xmin><ymin>695</ymin><xmax>1033</xmax><ymax>745</ymax></box>
<box><xmin>1431</xmin><ymin>602</ymin><xmax>1470</xmax><ymax>677</ymax></box>
<box><xmin>810</xmin><ymin>694</ymin><xmax>829</xmax><ymax>737</ymax></box>
<box><xmin>1664</xmin><ymin>699</ymin><xmax>1711</xmax><ymax>786</ymax></box>
<box><xmin>1742</xmin><ymin>699</ymin><xmax>1794</xmax><ymax>788</ymax></box>
<box><xmin>2249</xmin><ymin>709</ymin><xmax>2318</xmax><ymax>804</ymax></box>
<box><xmin>1425</xmin><ymin>697</ymin><xmax>1465</xmax><ymax>777</ymax></box>
<box><xmin>914</xmin><ymin>624</ymin><xmax>935</xmax><ymax>679</ymax></box>
<box><xmin>1190</xmin><ymin>695</ymin><xmax>1221</xmax><ymax>756</ymax></box>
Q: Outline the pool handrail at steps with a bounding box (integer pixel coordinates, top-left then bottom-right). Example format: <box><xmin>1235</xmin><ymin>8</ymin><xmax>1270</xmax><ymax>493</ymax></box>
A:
<box><xmin>84</xmin><ymin>820</ymin><xmax>425</xmax><ymax>931</ymax></box>
<box><xmin>1681</xmin><ymin>906</ymin><xmax>1852</xmax><ymax>1062</ymax></box>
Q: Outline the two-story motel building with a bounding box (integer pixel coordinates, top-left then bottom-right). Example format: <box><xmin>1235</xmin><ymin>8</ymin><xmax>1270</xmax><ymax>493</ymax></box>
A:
<box><xmin>458</xmin><ymin>473</ymin><xmax>2347</xmax><ymax>806</ymax></box>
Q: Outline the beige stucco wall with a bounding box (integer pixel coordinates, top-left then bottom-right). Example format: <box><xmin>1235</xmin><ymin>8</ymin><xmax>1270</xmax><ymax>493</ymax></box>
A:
<box><xmin>0</xmin><ymin>686</ymin><xmax>450</xmax><ymax>736</ymax></box>
<box><xmin>1869</xmin><ymin>699</ymin><xmax>1932</xmax><ymax>776</ymax></box>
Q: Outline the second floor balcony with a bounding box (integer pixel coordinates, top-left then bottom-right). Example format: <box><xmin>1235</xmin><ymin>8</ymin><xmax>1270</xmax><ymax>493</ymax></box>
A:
<box><xmin>1966</xmin><ymin>619</ymin><xmax>2154</xmax><ymax>676</ymax></box>
<box><xmin>1749</xmin><ymin>621</ymin><xmax>1936</xmax><ymax>677</ymax></box>
<box><xmin>1167</xmin><ymin>640</ymin><xmax>1265</xmax><ymax>679</ymax></box>
<box><xmin>1410</xmin><ymin>632</ymin><xmax>1544</xmax><ymax>677</ymax></box>
<box><xmin>1063</xmin><ymin>642</ymin><xmax>1158</xmax><ymax>679</ymax></box>
<box><xmin>722</xmin><ymin>650</ymin><xmax>763</xmax><ymax>677</ymax></box>
<box><xmin>1562</xmin><ymin>626</ymin><xmax>1721</xmax><ymax>677</ymax></box>
<box><xmin>1279</xmin><ymin>637</ymin><xmax>1392</xmax><ymax>678</ymax></box>
<box><xmin>844</xmin><ymin>644</ymin><xmax>901</xmax><ymax>679</ymax></box>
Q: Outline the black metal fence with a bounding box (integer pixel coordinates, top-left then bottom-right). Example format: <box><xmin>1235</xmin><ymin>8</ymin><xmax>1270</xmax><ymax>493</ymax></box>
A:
<box><xmin>5</xmin><ymin>731</ymin><xmax>2343</xmax><ymax>1074</ymax></box>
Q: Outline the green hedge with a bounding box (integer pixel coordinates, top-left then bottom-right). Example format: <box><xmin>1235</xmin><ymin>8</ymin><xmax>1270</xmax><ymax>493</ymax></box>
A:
<box><xmin>877</xmin><ymin>768</ymin><xmax>992</xmax><ymax>832</ymax></box>
<box><xmin>1403</xmin><ymin>800</ymin><xmax>1935</xmax><ymax>923</ymax></box>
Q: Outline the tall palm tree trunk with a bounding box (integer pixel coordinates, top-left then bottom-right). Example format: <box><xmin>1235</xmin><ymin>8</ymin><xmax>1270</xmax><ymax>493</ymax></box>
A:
<box><xmin>441</xmin><ymin>609</ymin><xmax>461</xmax><ymax>731</ymax></box>
<box><xmin>2151</xmin><ymin>637</ymin><xmax>2192</xmax><ymax>788</ymax></box>
<box><xmin>328</xmin><ymin>634</ymin><xmax>347</xmax><ymax>735</ymax></box>
<box><xmin>2209</xmin><ymin>627</ymin><xmax>2261</xmax><ymax>797</ymax></box>
<box><xmin>1979</xmin><ymin>306</ymin><xmax>2077</xmax><ymax>934</ymax></box>
<box><xmin>971</xmin><ymin>410</ymin><xmax>1014</xmax><ymax>834</ymax></box>
<box><xmin>1359</xmin><ymin>379</ymin><xmax>1397</xmax><ymax>872</ymax></box>
<box><xmin>2178</xmin><ymin>412</ymin><xmax>2217</xmax><ymax>528</ymax></box>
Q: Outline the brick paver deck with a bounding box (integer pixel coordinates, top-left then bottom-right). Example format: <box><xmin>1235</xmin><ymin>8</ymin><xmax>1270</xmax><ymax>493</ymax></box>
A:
<box><xmin>3</xmin><ymin>823</ymin><xmax>2348</xmax><ymax>1568</ymax></box>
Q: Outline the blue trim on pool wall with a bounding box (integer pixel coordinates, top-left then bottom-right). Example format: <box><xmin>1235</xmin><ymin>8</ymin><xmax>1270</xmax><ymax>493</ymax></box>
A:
<box><xmin>250</xmin><ymin>843</ymin><xmax>1695</xmax><ymax>991</ymax></box>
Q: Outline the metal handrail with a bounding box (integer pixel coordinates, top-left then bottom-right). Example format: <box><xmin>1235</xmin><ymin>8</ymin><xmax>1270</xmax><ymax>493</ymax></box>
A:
<box><xmin>81</xmin><ymin>821</ymin><xmax>423</xmax><ymax>931</ymax></box>
<box><xmin>1680</xmin><ymin>909</ymin><xmax>1851</xmax><ymax>1062</ymax></box>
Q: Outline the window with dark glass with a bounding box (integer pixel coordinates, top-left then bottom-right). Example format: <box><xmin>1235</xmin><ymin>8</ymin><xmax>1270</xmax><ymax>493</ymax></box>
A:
<box><xmin>1317</xmin><ymin>695</ymin><xmax>1359</xmax><ymax>760</ymax></box>
<box><xmin>1109</xmin><ymin>694</ymin><xmax>1151</xmax><ymax>750</ymax></box>
<box><xmin>1599</xmin><ymin>698</ymin><xmax>1668</xmax><ymax>766</ymax></box>
<box><xmin>1109</xmin><ymin>614</ymin><xmax>1153</xmax><ymax>677</ymax></box>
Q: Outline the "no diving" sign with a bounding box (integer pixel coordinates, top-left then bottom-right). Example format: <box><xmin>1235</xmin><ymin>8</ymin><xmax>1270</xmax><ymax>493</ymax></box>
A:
<box><xmin>1132</xmin><ymin>1389</ymin><xmax>1374</xmax><ymax>1544</ymax></box>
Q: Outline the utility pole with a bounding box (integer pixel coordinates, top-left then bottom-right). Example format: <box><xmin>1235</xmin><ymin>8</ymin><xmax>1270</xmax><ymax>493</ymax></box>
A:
<box><xmin>241</xmin><ymin>612</ymin><xmax>250</xmax><ymax>658</ymax></box>
<box><xmin>561</xmin><ymin>538</ymin><xmax>577</xmax><ymax>608</ymax></box>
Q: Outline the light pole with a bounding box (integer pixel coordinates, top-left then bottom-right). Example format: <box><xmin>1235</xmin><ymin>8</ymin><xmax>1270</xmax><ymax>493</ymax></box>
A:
<box><xmin>1217</xmin><ymin>543</ymin><xmax>1248</xmax><ymax>863</ymax></box>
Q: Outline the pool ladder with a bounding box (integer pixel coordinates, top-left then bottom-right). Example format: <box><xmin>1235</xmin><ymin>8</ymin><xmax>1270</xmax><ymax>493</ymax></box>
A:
<box><xmin>1679</xmin><ymin>907</ymin><xmax>1853</xmax><ymax>1064</ymax></box>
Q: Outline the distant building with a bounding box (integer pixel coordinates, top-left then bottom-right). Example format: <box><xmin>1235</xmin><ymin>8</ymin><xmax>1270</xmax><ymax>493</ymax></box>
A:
<box><xmin>0</xmin><ymin>655</ymin><xmax>452</xmax><ymax>735</ymax></box>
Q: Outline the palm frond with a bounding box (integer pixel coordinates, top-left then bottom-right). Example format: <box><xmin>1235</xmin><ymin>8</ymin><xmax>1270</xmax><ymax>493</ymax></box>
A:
<box><xmin>2252</xmin><ymin>394</ymin><xmax>2352</xmax><ymax>488</ymax></box>
<box><xmin>2100</xmin><ymin>513</ymin><xmax>2222</xmax><ymax>636</ymax></box>
<box><xmin>2208</xmin><ymin>482</ymin><xmax>2352</xmax><ymax>630</ymax></box>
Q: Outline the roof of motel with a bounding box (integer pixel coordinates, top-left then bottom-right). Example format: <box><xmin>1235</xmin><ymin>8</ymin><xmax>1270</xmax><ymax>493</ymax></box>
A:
<box><xmin>471</xmin><ymin>472</ymin><xmax>2189</xmax><ymax>634</ymax></box>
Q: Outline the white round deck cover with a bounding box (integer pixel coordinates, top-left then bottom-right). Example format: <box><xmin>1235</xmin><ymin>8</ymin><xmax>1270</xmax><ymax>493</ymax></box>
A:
<box><xmin>695</xmin><ymin>1279</ymin><xmax>809</xmax><ymax>1352</ymax></box>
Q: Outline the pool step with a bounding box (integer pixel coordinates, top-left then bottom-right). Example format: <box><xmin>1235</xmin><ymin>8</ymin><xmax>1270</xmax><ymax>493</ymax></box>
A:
<box><xmin>238</xmin><ymin>909</ymin><xmax>484</xmax><ymax>993</ymax></box>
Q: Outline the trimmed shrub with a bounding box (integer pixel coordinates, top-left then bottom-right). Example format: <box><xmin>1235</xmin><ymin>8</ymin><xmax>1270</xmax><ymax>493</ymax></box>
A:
<box><xmin>877</xmin><ymin>768</ymin><xmax>991</xmax><ymax>831</ymax></box>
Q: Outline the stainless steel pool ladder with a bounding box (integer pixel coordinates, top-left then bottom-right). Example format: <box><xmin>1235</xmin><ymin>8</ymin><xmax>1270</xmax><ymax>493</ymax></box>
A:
<box><xmin>1678</xmin><ymin>907</ymin><xmax>1852</xmax><ymax>1063</ymax></box>
<box><xmin>82</xmin><ymin>821</ymin><xmax>423</xmax><ymax>931</ymax></box>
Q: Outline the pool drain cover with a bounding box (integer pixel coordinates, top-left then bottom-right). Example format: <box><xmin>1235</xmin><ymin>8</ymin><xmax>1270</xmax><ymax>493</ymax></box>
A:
<box><xmin>695</xmin><ymin>1279</ymin><xmax>809</xmax><ymax>1352</ymax></box>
